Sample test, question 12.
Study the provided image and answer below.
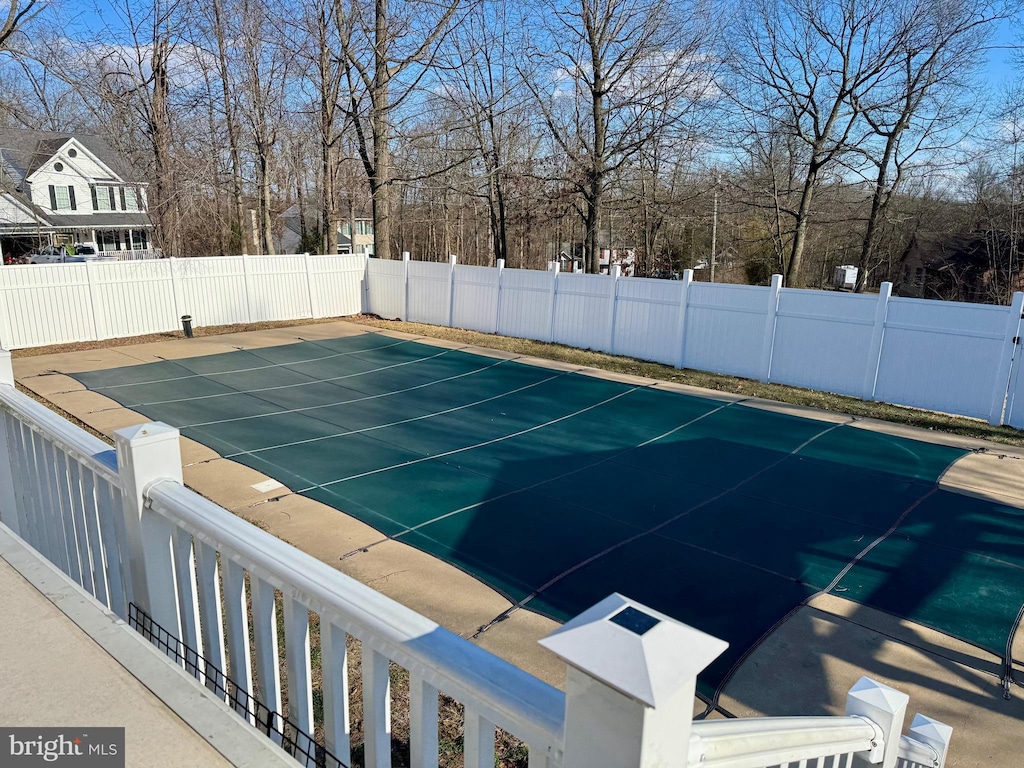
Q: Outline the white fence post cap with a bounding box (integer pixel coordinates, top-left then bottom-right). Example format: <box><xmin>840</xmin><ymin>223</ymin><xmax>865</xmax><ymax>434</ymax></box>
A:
<box><xmin>539</xmin><ymin>593</ymin><xmax>727</xmax><ymax>707</ymax></box>
<box><xmin>909</xmin><ymin>713</ymin><xmax>953</xmax><ymax>761</ymax></box>
<box><xmin>116</xmin><ymin>421</ymin><xmax>181</xmax><ymax>447</ymax></box>
<box><xmin>847</xmin><ymin>676</ymin><xmax>909</xmax><ymax>712</ymax></box>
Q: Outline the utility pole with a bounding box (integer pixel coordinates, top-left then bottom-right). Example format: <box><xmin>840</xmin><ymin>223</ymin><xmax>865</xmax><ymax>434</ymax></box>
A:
<box><xmin>709</xmin><ymin>171</ymin><xmax>719</xmax><ymax>283</ymax></box>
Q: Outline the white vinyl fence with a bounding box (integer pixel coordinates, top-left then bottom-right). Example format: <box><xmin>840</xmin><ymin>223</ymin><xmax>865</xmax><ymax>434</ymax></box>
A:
<box><xmin>1</xmin><ymin>251</ymin><xmax>1022</xmax><ymax>429</ymax></box>
<box><xmin>0</xmin><ymin>352</ymin><xmax>952</xmax><ymax>768</ymax></box>
<box><xmin>364</xmin><ymin>256</ymin><xmax>1024</xmax><ymax>429</ymax></box>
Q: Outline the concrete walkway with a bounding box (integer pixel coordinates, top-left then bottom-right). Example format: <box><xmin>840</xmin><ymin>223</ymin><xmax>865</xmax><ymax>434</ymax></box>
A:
<box><xmin>0</xmin><ymin>526</ymin><xmax>297</xmax><ymax>768</ymax></box>
<box><xmin>13</xmin><ymin>319</ymin><xmax>1024</xmax><ymax>766</ymax></box>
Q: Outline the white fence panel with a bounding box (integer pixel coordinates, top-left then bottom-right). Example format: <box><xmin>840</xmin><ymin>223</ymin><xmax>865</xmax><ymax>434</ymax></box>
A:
<box><xmin>875</xmin><ymin>298</ymin><xmax>1010</xmax><ymax>418</ymax></box>
<box><xmin>612</xmin><ymin>277</ymin><xmax>685</xmax><ymax>365</ymax></box>
<box><xmin>497</xmin><ymin>268</ymin><xmax>554</xmax><ymax>341</ymax></box>
<box><xmin>176</xmin><ymin>257</ymin><xmax>250</xmax><ymax>327</ymax></box>
<box><xmin>90</xmin><ymin>260</ymin><xmax>177</xmax><ymax>340</ymax></box>
<box><xmin>407</xmin><ymin>260</ymin><xmax>453</xmax><ymax>326</ymax></box>
<box><xmin>310</xmin><ymin>254</ymin><xmax>366</xmax><ymax>318</ymax></box>
<box><xmin>683</xmin><ymin>282</ymin><xmax>767</xmax><ymax>380</ymax></box>
<box><xmin>770</xmin><ymin>289</ymin><xmax>878</xmax><ymax>396</ymax></box>
<box><xmin>246</xmin><ymin>255</ymin><xmax>312</xmax><ymax>322</ymax></box>
<box><xmin>452</xmin><ymin>264</ymin><xmax>501</xmax><ymax>334</ymax></box>
<box><xmin>0</xmin><ymin>265</ymin><xmax>96</xmax><ymax>348</ymax></box>
<box><xmin>552</xmin><ymin>272</ymin><xmax>614</xmax><ymax>351</ymax></box>
<box><xmin>366</xmin><ymin>258</ymin><xmax>406</xmax><ymax>319</ymax></box>
<box><xmin>1008</xmin><ymin>351</ymin><xmax>1024</xmax><ymax>429</ymax></box>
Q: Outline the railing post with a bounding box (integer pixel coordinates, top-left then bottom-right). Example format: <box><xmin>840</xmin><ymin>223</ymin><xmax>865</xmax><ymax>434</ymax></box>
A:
<box><xmin>0</xmin><ymin>349</ymin><xmax>20</xmax><ymax>537</ymax></box>
<box><xmin>908</xmin><ymin>713</ymin><xmax>953</xmax><ymax>768</ymax></box>
<box><xmin>448</xmin><ymin>253</ymin><xmax>457</xmax><ymax>328</ymax></box>
<box><xmin>540</xmin><ymin>594</ymin><xmax>728</xmax><ymax>768</ymax></box>
<box><xmin>758</xmin><ymin>274</ymin><xmax>783</xmax><ymax>383</ymax></box>
<box><xmin>114</xmin><ymin>422</ymin><xmax>184</xmax><ymax>646</ymax></box>
<box><xmin>845</xmin><ymin>676</ymin><xmax>909</xmax><ymax>768</ymax></box>
<box><xmin>862</xmin><ymin>282</ymin><xmax>893</xmax><ymax>401</ymax></box>
<box><xmin>676</xmin><ymin>269</ymin><xmax>693</xmax><ymax>370</ymax></box>
<box><xmin>988</xmin><ymin>290</ymin><xmax>1024</xmax><ymax>425</ymax></box>
<box><xmin>494</xmin><ymin>258</ymin><xmax>505</xmax><ymax>335</ymax></box>
<box><xmin>607</xmin><ymin>264</ymin><xmax>620</xmax><ymax>354</ymax></box>
<box><xmin>403</xmin><ymin>251</ymin><xmax>411</xmax><ymax>321</ymax></box>
<box><xmin>548</xmin><ymin>261</ymin><xmax>560</xmax><ymax>343</ymax></box>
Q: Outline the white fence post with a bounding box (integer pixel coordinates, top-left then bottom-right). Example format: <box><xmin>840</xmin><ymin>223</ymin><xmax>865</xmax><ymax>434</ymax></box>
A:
<box><xmin>988</xmin><ymin>291</ymin><xmax>1024</xmax><ymax>425</ymax></box>
<box><xmin>448</xmin><ymin>254</ymin><xmax>457</xmax><ymax>328</ymax></box>
<box><xmin>0</xmin><ymin>350</ymin><xmax>20</xmax><ymax>536</ymax></box>
<box><xmin>540</xmin><ymin>594</ymin><xmax>728</xmax><ymax>768</ymax></box>
<box><xmin>114</xmin><ymin>422</ymin><xmax>184</xmax><ymax>645</ymax></box>
<box><xmin>494</xmin><ymin>258</ymin><xmax>505</xmax><ymax>335</ymax></box>
<box><xmin>403</xmin><ymin>251</ymin><xmax>411</xmax><ymax>321</ymax></box>
<box><xmin>676</xmin><ymin>269</ymin><xmax>693</xmax><ymax>370</ymax></box>
<box><xmin>548</xmin><ymin>261</ymin><xmax>560</xmax><ymax>343</ymax></box>
<box><xmin>759</xmin><ymin>274</ymin><xmax>783</xmax><ymax>383</ymax></box>
<box><xmin>607</xmin><ymin>265</ymin><xmax>620</xmax><ymax>353</ymax></box>
<box><xmin>908</xmin><ymin>713</ymin><xmax>953</xmax><ymax>768</ymax></box>
<box><xmin>304</xmin><ymin>252</ymin><xmax>317</xmax><ymax>319</ymax></box>
<box><xmin>845</xmin><ymin>676</ymin><xmax>908</xmax><ymax>768</ymax></box>
<box><xmin>241</xmin><ymin>253</ymin><xmax>255</xmax><ymax>322</ymax></box>
<box><xmin>862</xmin><ymin>282</ymin><xmax>893</xmax><ymax>401</ymax></box>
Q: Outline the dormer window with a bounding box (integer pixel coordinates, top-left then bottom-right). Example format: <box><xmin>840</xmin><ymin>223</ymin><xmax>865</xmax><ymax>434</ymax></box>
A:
<box><xmin>54</xmin><ymin>162</ymin><xmax>64</xmax><ymax>172</ymax></box>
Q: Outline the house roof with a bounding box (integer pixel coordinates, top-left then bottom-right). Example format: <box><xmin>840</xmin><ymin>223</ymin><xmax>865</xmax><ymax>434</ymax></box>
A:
<box><xmin>0</xmin><ymin>129</ymin><xmax>147</xmax><ymax>186</ymax></box>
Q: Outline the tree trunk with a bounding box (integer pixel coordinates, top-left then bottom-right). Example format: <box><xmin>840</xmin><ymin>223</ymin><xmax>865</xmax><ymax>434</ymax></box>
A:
<box><xmin>786</xmin><ymin>168</ymin><xmax>819</xmax><ymax>286</ymax></box>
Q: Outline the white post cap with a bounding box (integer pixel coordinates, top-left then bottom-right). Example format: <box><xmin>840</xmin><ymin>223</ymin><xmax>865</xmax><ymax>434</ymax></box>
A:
<box><xmin>539</xmin><ymin>593</ymin><xmax>727</xmax><ymax>708</ymax></box>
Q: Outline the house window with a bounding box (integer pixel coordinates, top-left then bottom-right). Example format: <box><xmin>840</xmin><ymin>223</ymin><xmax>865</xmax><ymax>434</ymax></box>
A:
<box><xmin>48</xmin><ymin>185</ymin><xmax>76</xmax><ymax>211</ymax></box>
<box><xmin>67</xmin><ymin>148</ymin><xmax>78</xmax><ymax>158</ymax></box>
<box><xmin>92</xmin><ymin>186</ymin><xmax>114</xmax><ymax>211</ymax></box>
<box><xmin>123</xmin><ymin>187</ymin><xmax>141</xmax><ymax>211</ymax></box>
<box><xmin>54</xmin><ymin>162</ymin><xmax>64</xmax><ymax>172</ymax></box>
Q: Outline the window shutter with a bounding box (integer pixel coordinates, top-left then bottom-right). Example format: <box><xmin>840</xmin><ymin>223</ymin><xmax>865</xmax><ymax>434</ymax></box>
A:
<box><xmin>48</xmin><ymin>185</ymin><xmax>56</xmax><ymax>210</ymax></box>
<box><xmin>119</xmin><ymin>188</ymin><xmax>126</xmax><ymax>210</ymax></box>
<box><xmin>108</xmin><ymin>187</ymin><xmax>115</xmax><ymax>209</ymax></box>
<box><xmin>68</xmin><ymin>186</ymin><xmax>76</xmax><ymax>210</ymax></box>
<box><xmin>91</xmin><ymin>187</ymin><xmax>98</xmax><ymax>210</ymax></box>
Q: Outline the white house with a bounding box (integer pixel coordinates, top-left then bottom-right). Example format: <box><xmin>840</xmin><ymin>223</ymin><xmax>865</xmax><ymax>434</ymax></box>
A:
<box><xmin>0</xmin><ymin>129</ymin><xmax>153</xmax><ymax>260</ymax></box>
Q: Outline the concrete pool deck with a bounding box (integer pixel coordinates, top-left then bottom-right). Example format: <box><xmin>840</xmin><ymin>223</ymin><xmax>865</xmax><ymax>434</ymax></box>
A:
<box><xmin>13</xmin><ymin>318</ymin><xmax>1024</xmax><ymax>766</ymax></box>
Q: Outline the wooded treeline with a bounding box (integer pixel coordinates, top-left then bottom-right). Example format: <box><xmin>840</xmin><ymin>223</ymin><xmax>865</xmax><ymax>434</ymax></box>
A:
<box><xmin>1</xmin><ymin>0</ymin><xmax>1023</xmax><ymax>301</ymax></box>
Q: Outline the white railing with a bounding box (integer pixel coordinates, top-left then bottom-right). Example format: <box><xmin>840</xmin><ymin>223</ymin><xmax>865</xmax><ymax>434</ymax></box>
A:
<box><xmin>98</xmin><ymin>248</ymin><xmax>162</xmax><ymax>261</ymax></box>
<box><xmin>0</xmin><ymin>350</ymin><xmax>953</xmax><ymax>768</ymax></box>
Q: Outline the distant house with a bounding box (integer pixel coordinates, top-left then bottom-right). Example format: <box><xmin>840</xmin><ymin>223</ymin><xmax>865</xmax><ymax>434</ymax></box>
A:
<box><xmin>898</xmin><ymin>231</ymin><xmax>1024</xmax><ymax>304</ymax></box>
<box><xmin>279</xmin><ymin>203</ymin><xmax>374</xmax><ymax>255</ymax></box>
<box><xmin>548</xmin><ymin>232</ymin><xmax>636</xmax><ymax>276</ymax></box>
<box><xmin>0</xmin><ymin>129</ymin><xmax>153</xmax><ymax>259</ymax></box>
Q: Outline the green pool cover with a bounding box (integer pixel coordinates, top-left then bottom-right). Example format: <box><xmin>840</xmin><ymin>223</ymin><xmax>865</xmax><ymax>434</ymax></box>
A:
<box><xmin>72</xmin><ymin>334</ymin><xmax>1024</xmax><ymax>696</ymax></box>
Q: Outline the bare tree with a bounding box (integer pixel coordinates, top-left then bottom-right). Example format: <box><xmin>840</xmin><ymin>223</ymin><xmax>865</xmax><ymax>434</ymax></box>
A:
<box><xmin>335</xmin><ymin>0</ymin><xmax>464</xmax><ymax>258</ymax></box>
<box><xmin>0</xmin><ymin>0</ymin><xmax>37</xmax><ymax>52</ymax></box>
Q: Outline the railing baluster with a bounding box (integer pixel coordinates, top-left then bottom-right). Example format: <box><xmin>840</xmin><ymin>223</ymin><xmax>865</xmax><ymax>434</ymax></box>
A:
<box><xmin>250</xmin><ymin>575</ymin><xmax>283</xmax><ymax>744</ymax></box>
<box><xmin>79</xmin><ymin>468</ymin><xmax>108</xmax><ymax>608</ymax></box>
<box><xmin>96</xmin><ymin>478</ymin><xmax>128</xmax><ymax>619</ymax></box>
<box><xmin>321</xmin><ymin>621</ymin><xmax>351</xmax><ymax>763</ymax></box>
<box><xmin>9</xmin><ymin>419</ymin><xmax>40</xmax><ymax>553</ymax></box>
<box><xmin>463</xmin><ymin>707</ymin><xmax>495</xmax><ymax>768</ymax></box>
<box><xmin>52</xmin><ymin>449</ymin><xmax>83</xmax><ymax>586</ymax></box>
<box><xmin>527</xmin><ymin>744</ymin><xmax>551</xmax><ymax>768</ymax></box>
<box><xmin>193</xmin><ymin>539</ymin><xmax>226</xmax><ymax>698</ymax></box>
<box><xmin>65</xmin><ymin>460</ymin><xmax>94</xmax><ymax>596</ymax></box>
<box><xmin>221</xmin><ymin>557</ymin><xmax>254</xmax><ymax>723</ymax></box>
<box><xmin>29</xmin><ymin>431</ymin><xmax>62</xmax><ymax>568</ymax></box>
<box><xmin>282</xmin><ymin>595</ymin><xmax>314</xmax><ymax>765</ymax></box>
<box><xmin>408</xmin><ymin>674</ymin><xmax>437</xmax><ymax>768</ymax></box>
<box><xmin>362</xmin><ymin>646</ymin><xmax>392</xmax><ymax>768</ymax></box>
<box><xmin>170</xmin><ymin>528</ymin><xmax>201</xmax><ymax>680</ymax></box>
